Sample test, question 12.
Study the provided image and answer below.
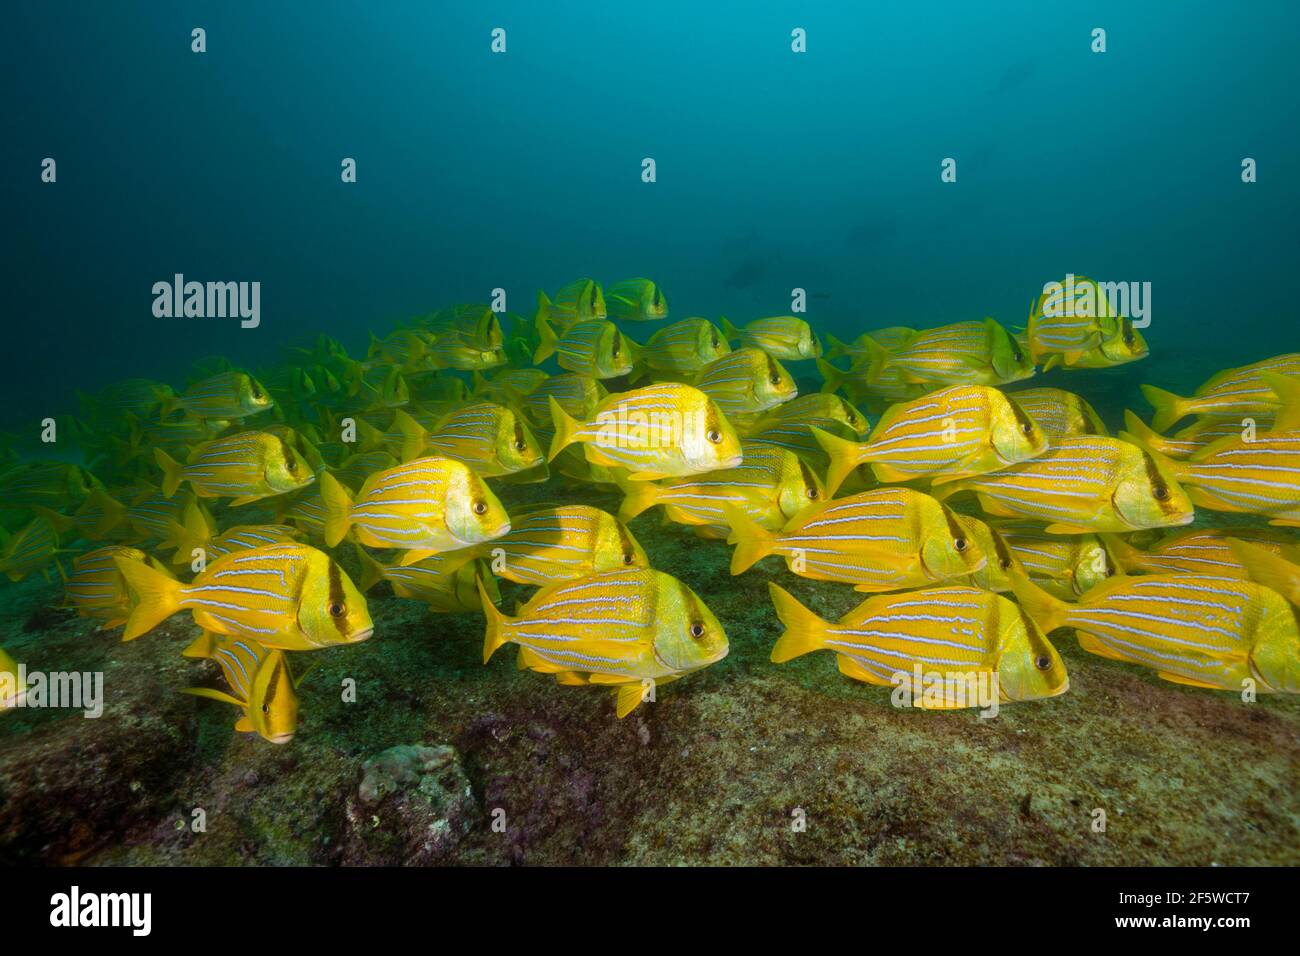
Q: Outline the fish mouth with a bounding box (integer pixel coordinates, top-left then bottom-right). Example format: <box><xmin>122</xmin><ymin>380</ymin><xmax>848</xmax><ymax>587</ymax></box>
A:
<box><xmin>269</xmin><ymin>733</ymin><xmax>295</xmax><ymax>745</ymax></box>
<box><xmin>350</xmin><ymin>627</ymin><xmax>375</xmax><ymax>643</ymax></box>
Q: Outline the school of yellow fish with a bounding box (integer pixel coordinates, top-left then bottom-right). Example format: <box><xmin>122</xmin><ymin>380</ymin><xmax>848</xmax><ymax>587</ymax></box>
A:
<box><xmin>2</xmin><ymin>274</ymin><xmax>1299</xmax><ymax>738</ymax></box>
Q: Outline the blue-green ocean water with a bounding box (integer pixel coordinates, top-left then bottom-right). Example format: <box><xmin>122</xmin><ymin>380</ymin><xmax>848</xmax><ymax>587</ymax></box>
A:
<box><xmin>5</xmin><ymin>0</ymin><xmax>1299</xmax><ymax>426</ymax></box>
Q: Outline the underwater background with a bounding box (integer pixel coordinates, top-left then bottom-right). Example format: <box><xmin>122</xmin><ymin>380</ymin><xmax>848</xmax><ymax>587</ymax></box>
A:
<box><xmin>3</xmin><ymin>1</ymin><xmax>1299</xmax><ymax>866</ymax></box>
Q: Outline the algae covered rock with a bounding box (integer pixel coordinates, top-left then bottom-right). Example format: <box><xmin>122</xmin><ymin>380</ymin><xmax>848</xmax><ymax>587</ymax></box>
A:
<box><xmin>342</xmin><ymin>743</ymin><xmax>476</xmax><ymax>864</ymax></box>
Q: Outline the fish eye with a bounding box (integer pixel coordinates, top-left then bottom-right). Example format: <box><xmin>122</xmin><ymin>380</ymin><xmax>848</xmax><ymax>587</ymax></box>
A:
<box><xmin>623</xmin><ymin>550</ymin><xmax>635</xmax><ymax>565</ymax></box>
<box><xmin>999</xmin><ymin>558</ymin><xmax>1012</xmax><ymax>570</ymax></box>
<box><xmin>328</xmin><ymin>601</ymin><xmax>346</xmax><ymax>618</ymax></box>
<box><xmin>262</xmin><ymin>703</ymin><xmax>271</xmax><ymax>714</ymax></box>
<box><xmin>1035</xmin><ymin>654</ymin><xmax>1052</xmax><ymax>671</ymax></box>
<box><xmin>770</xmin><ymin>372</ymin><xmax>782</xmax><ymax>385</ymax></box>
<box><xmin>1153</xmin><ymin>483</ymin><xmax>1170</xmax><ymax>501</ymax></box>
<box><xmin>473</xmin><ymin>499</ymin><xmax>489</xmax><ymax>515</ymax></box>
<box><xmin>954</xmin><ymin>537</ymin><xmax>968</xmax><ymax>552</ymax></box>
<box><xmin>286</xmin><ymin>458</ymin><xmax>297</xmax><ymax>474</ymax></box>
<box><xmin>689</xmin><ymin>621</ymin><xmax>705</xmax><ymax>639</ymax></box>
<box><xmin>807</xmin><ymin>487</ymin><xmax>818</xmax><ymax>499</ymax></box>
<box><xmin>514</xmin><ymin>438</ymin><xmax>527</xmax><ymax>451</ymax></box>
<box><xmin>706</xmin><ymin>428</ymin><xmax>722</xmax><ymax>444</ymax></box>
<box><xmin>1020</xmin><ymin>422</ymin><xmax>1034</xmax><ymax>436</ymax></box>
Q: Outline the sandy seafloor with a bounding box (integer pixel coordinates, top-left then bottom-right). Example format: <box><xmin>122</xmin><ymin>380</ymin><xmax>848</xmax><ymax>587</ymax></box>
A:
<box><xmin>1</xmin><ymin>360</ymin><xmax>1298</xmax><ymax>866</ymax></box>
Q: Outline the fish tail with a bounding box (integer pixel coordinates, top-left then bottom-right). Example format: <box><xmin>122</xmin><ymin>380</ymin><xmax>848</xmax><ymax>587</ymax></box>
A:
<box><xmin>824</xmin><ymin>333</ymin><xmax>848</xmax><ymax>361</ymax></box>
<box><xmin>1006</xmin><ymin>564</ymin><xmax>1069</xmax><ymax>635</ymax></box>
<box><xmin>353</xmin><ymin>544</ymin><xmax>385</xmax><ymax>593</ymax></box>
<box><xmin>547</xmin><ymin>396</ymin><xmax>580</xmax><ymax>461</ymax></box>
<box><xmin>722</xmin><ymin>505</ymin><xmax>776</xmax><ymax>574</ymax></box>
<box><xmin>477</xmin><ymin>576</ymin><xmax>511</xmax><ymax>663</ymax></box>
<box><xmin>815</xmin><ymin>357</ymin><xmax>844</xmax><ymax>394</ymax></box>
<box><xmin>1260</xmin><ymin>371</ymin><xmax>1300</xmax><ymax>431</ymax></box>
<box><xmin>1121</xmin><ymin>409</ymin><xmax>1166</xmax><ymax>451</ymax></box>
<box><xmin>30</xmin><ymin>506</ymin><xmax>75</xmax><ymax>536</ymax></box>
<box><xmin>319</xmin><ymin>471</ymin><xmax>354</xmax><ymax>548</ymax></box>
<box><xmin>392</xmin><ymin>408</ymin><xmax>429</xmax><ymax>463</ymax></box>
<box><xmin>181</xmin><ymin>630</ymin><xmax>217</xmax><ymax>659</ymax></box>
<box><xmin>1140</xmin><ymin>384</ymin><xmax>1190</xmax><ymax>433</ymax></box>
<box><xmin>115</xmin><ymin>555</ymin><xmax>183</xmax><ymax>641</ymax></box>
<box><xmin>1227</xmin><ymin>537</ymin><xmax>1300</xmax><ymax>605</ymax></box>
<box><xmin>811</xmin><ymin>425</ymin><xmax>861</xmax><ymax>497</ymax></box>
<box><xmin>533</xmin><ymin>312</ymin><xmax>557</xmax><ymax>364</ymax></box>
<box><xmin>720</xmin><ymin>316</ymin><xmax>741</xmax><ymax>342</ymax></box>
<box><xmin>767</xmin><ymin>583</ymin><xmax>827</xmax><ymax>663</ymax></box>
<box><xmin>89</xmin><ymin>489</ymin><xmax>128</xmax><ymax>538</ymax></box>
<box><xmin>154</xmin><ymin>447</ymin><xmax>183</xmax><ymax>498</ymax></box>
<box><xmin>1097</xmin><ymin>533</ymin><xmax>1142</xmax><ymax>575</ymax></box>
<box><xmin>163</xmin><ymin>501</ymin><xmax>210</xmax><ymax>560</ymax></box>
<box><xmin>617</xmin><ymin>475</ymin><xmax>660</xmax><ymax>520</ymax></box>
<box><xmin>861</xmin><ymin>337</ymin><xmax>889</xmax><ymax>385</ymax></box>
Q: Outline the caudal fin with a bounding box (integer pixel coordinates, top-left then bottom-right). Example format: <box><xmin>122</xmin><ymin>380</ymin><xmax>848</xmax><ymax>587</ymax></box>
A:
<box><xmin>1121</xmin><ymin>410</ymin><xmax>1169</xmax><ymax>454</ymax></box>
<box><xmin>720</xmin><ymin>316</ymin><xmax>741</xmax><ymax>343</ymax></box>
<box><xmin>616</xmin><ymin>474</ymin><xmax>660</xmax><ymax>521</ymax></box>
<box><xmin>721</xmin><ymin>505</ymin><xmax>777</xmax><ymax>574</ymax></box>
<box><xmin>353</xmin><ymin>544</ymin><xmax>386</xmax><ymax>593</ymax></box>
<box><xmin>154</xmin><ymin>448</ymin><xmax>184</xmax><ymax>498</ymax></box>
<box><xmin>816</xmin><ymin>358</ymin><xmax>845</xmax><ymax>395</ymax></box>
<box><xmin>1260</xmin><ymin>371</ymin><xmax>1300</xmax><ymax>432</ymax></box>
<box><xmin>1005</xmin><ymin>564</ymin><xmax>1070</xmax><ymax>635</ymax></box>
<box><xmin>319</xmin><ymin>471</ymin><xmax>354</xmax><ymax>548</ymax></box>
<box><xmin>1097</xmin><ymin>533</ymin><xmax>1143</xmax><ymax>575</ymax></box>
<box><xmin>547</xmin><ymin>396</ymin><xmax>581</xmax><ymax>461</ymax></box>
<box><xmin>1140</xmin><ymin>384</ymin><xmax>1190</xmax><ymax>433</ymax></box>
<box><xmin>392</xmin><ymin>408</ymin><xmax>429</xmax><ymax>463</ymax></box>
<box><xmin>115</xmin><ymin>555</ymin><xmax>183</xmax><ymax>641</ymax></box>
<box><xmin>478</xmin><ymin>576</ymin><xmax>511</xmax><ymax>663</ymax></box>
<box><xmin>811</xmin><ymin>425</ymin><xmax>863</xmax><ymax>497</ymax></box>
<box><xmin>533</xmin><ymin>313</ymin><xmax>558</xmax><ymax>364</ymax></box>
<box><xmin>767</xmin><ymin>582</ymin><xmax>828</xmax><ymax>662</ymax></box>
<box><xmin>1228</xmin><ymin>537</ymin><xmax>1300</xmax><ymax>605</ymax></box>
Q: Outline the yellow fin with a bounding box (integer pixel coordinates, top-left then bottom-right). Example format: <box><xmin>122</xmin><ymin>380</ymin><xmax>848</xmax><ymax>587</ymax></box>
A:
<box><xmin>768</xmin><ymin>582</ymin><xmax>828</xmax><ymax>662</ymax></box>
<box><xmin>722</xmin><ymin>505</ymin><xmax>776</xmax><ymax>574</ymax></box>
<box><xmin>615</xmin><ymin>683</ymin><xmax>648</xmax><ymax>718</ymax></box>
<box><xmin>398</xmin><ymin>549</ymin><xmax>438</xmax><ymax>567</ymax></box>
<box><xmin>835</xmin><ymin>653</ymin><xmax>889</xmax><ymax>686</ymax></box>
<box><xmin>1076</xmin><ymin>631</ymin><xmax>1131</xmax><ymax>662</ymax></box>
<box><xmin>182</xmin><ymin>686</ymin><xmax>245</xmax><ymax>708</ymax></box>
<box><xmin>1157</xmin><ymin>671</ymin><xmax>1225</xmax><ymax>690</ymax></box>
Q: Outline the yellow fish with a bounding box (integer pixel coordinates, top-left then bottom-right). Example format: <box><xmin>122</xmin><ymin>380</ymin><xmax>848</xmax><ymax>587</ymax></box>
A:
<box><xmin>1132</xmin><ymin>427</ymin><xmax>1300</xmax><ymax>527</ymax></box>
<box><xmin>618</xmin><ymin>442</ymin><xmax>823</xmax><ymax>538</ymax></box>
<box><xmin>64</xmin><ymin>545</ymin><xmax>177</xmax><ymax>629</ymax></box>
<box><xmin>722</xmin><ymin>316</ymin><xmax>822</xmax><ymax>361</ymax></box>
<box><xmin>818</xmin><ymin>327</ymin><xmax>931</xmax><ymax>406</ymax></box>
<box><xmin>636</xmin><ymin>318</ymin><xmax>730</xmax><ymax>378</ymax></box>
<box><xmin>394</xmin><ymin>404</ymin><xmax>546</xmax><ymax>478</ymax></box>
<box><xmin>32</xmin><ymin>487</ymin><xmax>129</xmax><ymax>543</ymax></box>
<box><xmin>934</xmin><ymin>436</ymin><xmax>1195</xmax><ymax>534</ymax></box>
<box><xmin>479</xmin><ymin>567</ymin><xmax>729</xmax><ymax>718</ymax></box>
<box><xmin>472</xmin><ymin>368</ymin><xmax>549</xmax><ymax>405</ymax></box>
<box><xmin>955</xmin><ymin>515</ymin><xmax>1020</xmax><ymax>593</ymax></box>
<box><xmin>441</xmin><ymin>504</ymin><xmax>649</xmax><ymax>585</ymax></box>
<box><xmin>1141</xmin><ymin>353</ymin><xmax>1300</xmax><ymax>431</ymax></box>
<box><xmin>521</xmin><ymin>373</ymin><xmax>609</xmax><ymax>429</ymax></box>
<box><xmin>419</xmin><ymin>304</ymin><xmax>505</xmax><ymax>352</ymax></box>
<box><xmin>162</xmin><ymin>371</ymin><xmax>274</xmax><ymax>420</ymax></box>
<box><xmin>320</xmin><ymin>456</ymin><xmax>511</xmax><ymax>563</ymax></box>
<box><xmin>1007</xmin><ymin>387</ymin><xmax>1108</xmax><ymax>442</ymax></box>
<box><xmin>155</xmin><ymin>431</ymin><xmax>315</xmax><ymax>506</ymax></box>
<box><xmin>548</xmin><ymin>382</ymin><xmax>743</xmax><ymax>480</ymax></box>
<box><xmin>605</xmin><ymin>278</ymin><xmax>668</xmax><ymax>322</ymax></box>
<box><xmin>534</xmin><ymin>318</ymin><xmax>638</xmax><ymax>379</ymax></box>
<box><xmin>536</xmin><ymin>279</ymin><xmax>606</xmax><ymax>329</ymax></box>
<box><xmin>1010</xmin><ymin>567</ymin><xmax>1300</xmax><ymax>694</ymax></box>
<box><xmin>694</xmin><ymin>347</ymin><xmax>797</xmax><ymax>418</ymax></box>
<box><xmin>1103</xmin><ymin>528</ymin><xmax>1299</xmax><ymax>579</ymax></box>
<box><xmin>116</xmin><ymin>542</ymin><xmax>373</xmax><ymax>649</ymax></box>
<box><xmin>1120</xmin><ymin>410</ymin><xmax>1267</xmax><ymax>460</ymax></box>
<box><xmin>182</xmin><ymin>632</ymin><xmax>301</xmax><ymax>744</ymax></box>
<box><xmin>768</xmin><ymin>583</ymin><xmax>1068</xmax><ymax>707</ymax></box>
<box><xmin>813</xmin><ymin>384</ymin><xmax>1048</xmax><ymax>496</ymax></box>
<box><xmin>1053</xmin><ymin>317</ymin><xmax>1147</xmax><ymax>369</ymax></box>
<box><xmin>724</xmin><ymin>487</ymin><xmax>985</xmax><ymax>591</ymax></box>
<box><xmin>994</xmin><ymin>524</ymin><xmax>1114</xmax><ymax>599</ymax></box>
<box><xmin>165</xmin><ymin>502</ymin><xmax>303</xmax><ymax>564</ymax></box>
<box><xmin>0</xmin><ymin>516</ymin><xmax>62</xmax><ymax>582</ymax></box>
<box><xmin>863</xmin><ymin>318</ymin><xmax>1034</xmax><ymax>387</ymax></box>
<box><xmin>354</xmin><ymin>545</ymin><xmax>498</xmax><ymax>614</ymax></box>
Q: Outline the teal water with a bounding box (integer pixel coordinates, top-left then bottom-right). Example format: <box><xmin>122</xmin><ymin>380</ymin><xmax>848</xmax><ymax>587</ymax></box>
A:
<box><xmin>4</xmin><ymin>0</ymin><xmax>1299</xmax><ymax>429</ymax></box>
